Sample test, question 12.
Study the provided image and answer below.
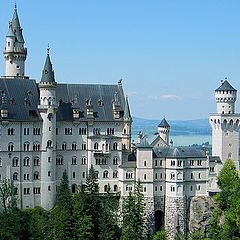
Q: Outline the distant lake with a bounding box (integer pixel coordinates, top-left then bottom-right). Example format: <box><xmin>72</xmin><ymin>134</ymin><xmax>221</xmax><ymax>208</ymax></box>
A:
<box><xmin>170</xmin><ymin>134</ymin><xmax>211</xmax><ymax>146</ymax></box>
<box><xmin>132</xmin><ymin>133</ymin><xmax>211</xmax><ymax>147</ymax></box>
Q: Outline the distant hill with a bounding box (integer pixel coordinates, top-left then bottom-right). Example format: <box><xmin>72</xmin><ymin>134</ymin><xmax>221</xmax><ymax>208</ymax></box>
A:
<box><xmin>132</xmin><ymin>117</ymin><xmax>211</xmax><ymax>137</ymax></box>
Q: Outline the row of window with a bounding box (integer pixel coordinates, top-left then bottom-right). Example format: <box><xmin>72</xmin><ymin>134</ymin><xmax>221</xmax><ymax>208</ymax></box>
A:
<box><xmin>170</xmin><ymin>185</ymin><xmax>201</xmax><ymax>192</ymax></box>
<box><xmin>7</xmin><ymin>128</ymin><xmax>41</xmax><ymax>136</ymax></box>
<box><xmin>94</xmin><ymin>142</ymin><xmax>118</xmax><ymax>151</ymax></box>
<box><xmin>95</xmin><ymin>170</ymin><xmax>118</xmax><ymax>179</ymax></box>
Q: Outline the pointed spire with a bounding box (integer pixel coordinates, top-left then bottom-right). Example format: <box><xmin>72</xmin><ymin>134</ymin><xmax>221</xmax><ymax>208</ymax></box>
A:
<box><xmin>158</xmin><ymin>117</ymin><xmax>170</xmax><ymax>128</ymax></box>
<box><xmin>124</xmin><ymin>96</ymin><xmax>131</xmax><ymax>119</ymax></box>
<box><xmin>11</xmin><ymin>4</ymin><xmax>24</xmax><ymax>43</ymax></box>
<box><xmin>40</xmin><ymin>48</ymin><xmax>56</xmax><ymax>85</ymax></box>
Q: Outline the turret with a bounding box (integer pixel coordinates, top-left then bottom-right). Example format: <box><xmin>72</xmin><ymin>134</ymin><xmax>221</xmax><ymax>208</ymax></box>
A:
<box><xmin>38</xmin><ymin>49</ymin><xmax>57</xmax><ymax>210</ymax></box>
<box><xmin>3</xmin><ymin>5</ymin><xmax>27</xmax><ymax>78</ymax></box>
<box><xmin>158</xmin><ymin>117</ymin><xmax>170</xmax><ymax>145</ymax></box>
<box><xmin>122</xmin><ymin>97</ymin><xmax>132</xmax><ymax>150</ymax></box>
<box><xmin>215</xmin><ymin>79</ymin><xmax>237</xmax><ymax>115</ymax></box>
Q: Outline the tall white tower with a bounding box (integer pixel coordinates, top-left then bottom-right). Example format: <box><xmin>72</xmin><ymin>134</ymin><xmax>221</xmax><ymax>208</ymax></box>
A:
<box><xmin>210</xmin><ymin>79</ymin><xmax>240</xmax><ymax>170</ymax></box>
<box><xmin>158</xmin><ymin>117</ymin><xmax>170</xmax><ymax>145</ymax></box>
<box><xmin>38</xmin><ymin>49</ymin><xmax>57</xmax><ymax>210</ymax></box>
<box><xmin>3</xmin><ymin>5</ymin><xmax>27</xmax><ymax>78</ymax></box>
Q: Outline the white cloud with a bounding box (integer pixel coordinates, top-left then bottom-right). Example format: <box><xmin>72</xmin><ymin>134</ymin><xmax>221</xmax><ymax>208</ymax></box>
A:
<box><xmin>148</xmin><ymin>94</ymin><xmax>182</xmax><ymax>100</ymax></box>
<box><xmin>126</xmin><ymin>91</ymin><xmax>138</xmax><ymax>96</ymax></box>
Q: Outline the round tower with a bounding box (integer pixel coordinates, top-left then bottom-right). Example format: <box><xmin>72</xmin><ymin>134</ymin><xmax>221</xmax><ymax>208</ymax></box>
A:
<box><xmin>158</xmin><ymin>117</ymin><xmax>170</xmax><ymax>145</ymax></box>
<box><xmin>3</xmin><ymin>5</ymin><xmax>27</xmax><ymax>78</ymax></box>
<box><xmin>38</xmin><ymin>49</ymin><xmax>57</xmax><ymax>210</ymax></box>
<box><xmin>209</xmin><ymin>79</ymin><xmax>240</xmax><ymax>193</ymax></box>
<box><xmin>215</xmin><ymin>79</ymin><xmax>237</xmax><ymax>115</ymax></box>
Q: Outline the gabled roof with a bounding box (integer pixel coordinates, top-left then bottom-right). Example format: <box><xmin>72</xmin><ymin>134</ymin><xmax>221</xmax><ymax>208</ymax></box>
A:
<box><xmin>158</xmin><ymin>117</ymin><xmax>170</xmax><ymax>128</ymax></box>
<box><xmin>6</xmin><ymin>23</ymin><xmax>15</xmax><ymax>38</ymax></box>
<box><xmin>215</xmin><ymin>80</ymin><xmax>237</xmax><ymax>92</ymax></box>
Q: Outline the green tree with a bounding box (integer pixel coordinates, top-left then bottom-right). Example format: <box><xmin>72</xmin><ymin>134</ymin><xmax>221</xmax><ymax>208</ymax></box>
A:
<box><xmin>0</xmin><ymin>179</ymin><xmax>17</xmax><ymax>212</ymax></box>
<box><xmin>85</xmin><ymin>165</ymin><xmax>102</xmax><ymax>239</ymax></box>
<box><xmin>73</xmin><ymin>184</ymin><xmax>94</xmax><ymax>240</ymax></box>
<box><xmin>51</xmin><ymin>170</ymin><xmax>73</xmax><ymax>240</ymax></box>
<box><xmin>24</xmin><ymin>207</ymin><xmax>50</xmax><ymax>240</ymax></box>
<box><xmin>151</xmin><ymin>230</ymin><xmax>167</xmax><ymax>240</ymax></box>
<box><xmin>209</xmin><ymin>159</ymin><xmax>240</xmax><ymax>240</ymax></box>
<box><xmin>98</xmin><ymin>184</ymin><xmax>120</xmax><ymax>240</ymax></box>
<box><xmin>217</xmin><ymin>159</ymin><xmax>240</xmax><ymax>209</ymax></box>
<box><xmin>121</xmin><ymin>180</ymin><xmax>145</xmax><ymax>240</ymax></box>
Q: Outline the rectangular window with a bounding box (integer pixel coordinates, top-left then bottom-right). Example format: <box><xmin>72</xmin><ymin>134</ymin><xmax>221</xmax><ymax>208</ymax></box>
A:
<box><xmin>82</xmin><ymin>172</ymin><xmax>85</xmax><ymax>178</ymax></box>
<box><xmin>73</xmin><ymin>172</ymin><xmax>76</xmax><ymax>179</ymax></box>
<box><xmin>197</xmin><ymin>160</ymin><xmax>202</xmax><ymax>166</ymax></box>
<box><xmin>191</xmin><ymin>173</ymin><xmax>194</xmax><ymax>179</ymax></box>
<box><xmin>24</xmin><ymin>188</ymin><xmax>30</xmax><ymax>195</ymax></box>
<box><xmin>33</xmin><ymin>187</ymin><xmax>40</xmax><ymax>194</ymax></box>
<box><xmin>190</xmin><ymin>160</ymin><xmax>194</xmax><ymax>166</ymax></box>
<box><xmin>155</xmin><ymin>160</ymin><xmax>157</xmax><ymax>167</ymax></box>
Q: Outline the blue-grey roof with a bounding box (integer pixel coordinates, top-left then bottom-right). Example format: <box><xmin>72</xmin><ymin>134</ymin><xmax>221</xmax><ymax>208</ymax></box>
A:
<box><xmin>6</xmin><ymin>23</ymin><xmax>15</xmax><ymax>38</ymax></box>
<box><xmin>40</xmin><ymin>53</ymin><xmax>56</xmax><ymax>84</ymax></box>
<box><xmin>158</xmin><ymin>117</ymin><xmax>170</xmax><ymax>127</ymax></box>
<box><xmin>153</xmin><ymin>146</ymin><xmax>206</xmax><ymax>158</ymax></box>
<box><xmin>11</xmin><ymin>8</ymin><xmax>24</xmax><ymax>43</ymax></box>
<box><xmin>208</xmin><ymin>156</ymin><xmax>221</xmax><ymax>163</ymax></box>
<box><xmin>0</xmin><ymin>78</ymin><xmax>128</xmax><ymax>122</ymax></box>
<box><xmin>0</xmin><ymin>78</ymin><xmax>40</xmax><ymax>121</ymax></box>
<box><xmin>123</xmin><ymin>97</ymin><xmax>131</xmax><ymax>119</ymax></box>
<box><xmin>215</xmin><ymin>80</ymin><xmax>237</xmax><ymax>92</ymax></box>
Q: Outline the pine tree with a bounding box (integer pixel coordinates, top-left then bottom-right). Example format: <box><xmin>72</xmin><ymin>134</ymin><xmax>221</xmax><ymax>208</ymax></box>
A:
<box><xmin>85</xmin><ymin>165</ymin><xmax>101</xmax><ymax>239</ymax></box>
<box><xmin>98</xmin><ymin>184</ymin><xmax>120</xmax><ymax>240</ymax></box>
<box><xmin>121</xmin><ymin>180</ymin><xmax>145</xmax><ymax>240</ymax></box>
<box><xmin>51</xmin><ymin>170</ymin><xmax>73</xmax><ymax>240</ymax></box>
<box><xmin>73</xmin><ymin>184</ymin><xmax>94</xmax><ymax>240</ymax></box>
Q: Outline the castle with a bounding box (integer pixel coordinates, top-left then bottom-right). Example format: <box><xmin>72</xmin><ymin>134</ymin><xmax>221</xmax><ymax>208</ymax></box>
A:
<box><xmin>0</xmin><ymin>6</ymin><xmax>239</xmax><ymax>240</ymax></box>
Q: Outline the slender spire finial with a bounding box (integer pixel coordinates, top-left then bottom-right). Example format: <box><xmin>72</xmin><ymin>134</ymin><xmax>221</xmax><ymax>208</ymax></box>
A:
<box><xmin>47</xmin><ymin>44</ymin><xmax>50</xmax><ymax>55</ymax></box>
<box><xmin>14</xmin><ymin>1</ymin><xmax>17</xmax><ymax>11</ymax></box>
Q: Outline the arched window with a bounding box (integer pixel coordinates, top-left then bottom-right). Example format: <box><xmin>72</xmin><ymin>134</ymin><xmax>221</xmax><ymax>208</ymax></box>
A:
<box><xmin>8</xmin><ymin>142</ymin><xmax>14</xmax><ymax>151</ymax></box>
<box><xmin>113</xmin><ymin>157</ymin><xmax>118</xmax><ymax>165</ymax></box>
<box><xmin>113</xmin><ymin>171</ymin><xmax>118</xmax><ymax>178</ymax></box>
<box><xmin>56</xmin><ymin>156</ymin><xmax>63</xmax><ymax>165</ymax></box>
<box><xmin>126</xmin><ymin>172</ymin><xmax>133</xmax><ymax>179</ymax></box>
<box><xmin>95</xmin><ymin>171</ymin><xmax>99</xmax><ymax>178</ymax></box>
<box><xmin>12</xmin><ymin>157</ymin><xmax>19</xmax><ymax>167</ymax></box>
<box><xmin>33</xmin><ymin>157</ymin><xmax>40</xmax><ymax>166</ymax></box>
<box><xmin>72</xmin><ymin>156</ymin><xmax>77</xmax><ymax>165</ymax></box>
<box><xmin>33</xmin><ymin>171</ymin><xmax>40</xmax><ymax>180</ymax></box>
<box><xmin>103</xmin><ymin>170</ymin><xmax>109</xmax><ymax>178</ymax></box>
<box><xmin>47</xmin><ymin>140</ymin><xmax>52</xmax><ymax>148</ymax></box>
<box><xmin>7</xmin><ymin>128</ymin><xmax>14</xmax><ymax>135</ymax></box>
<box><xmin>24</xmin><ymin>142</ymin><xmax>30</xmax><ymax>151</ymax></box>
<box><xmin>94</xmin><ymin>142</ymin><xmax>99</xmax><ymax>150</ymax></box>
<box><xmin>72</xmin><ymin>142</ymin><xmax>77</xmax><ymax>150</ymax></box>
<box><xmin>114</xmin><ymin>185</ymin><xmax>118</xmax><ymax>192</ymax></box>
<box><xmin>113</xmin><ymin>142</ymin><xmax>118</xmax><ymax>150</ymax></box>
<box><xmin>13</xmin><ymin>172</ymin><xmax>18</xmax><ymax>180</ymax></box>
<box><xmin>24</xmin><ymin>157</ymin><xmax>30</xmax><ymax>166</ymax></box>
<box><xmin>33</xmin><ymin>142</ymin><xmax>40</xmax><ymax>151</ymax></box>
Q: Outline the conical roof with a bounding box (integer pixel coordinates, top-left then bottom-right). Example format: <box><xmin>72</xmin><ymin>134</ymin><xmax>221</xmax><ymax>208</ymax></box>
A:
<box><xmin>40</xmin><ymin>51</ymin><xmax>56</xmax><ymax>84</ymax></box>
<box><xmin>215</xmin><ymin>80</ymin><xmax>237</xmax><ymax>92</ymax></box>
<box><xmin>11</xmin><ymin>6</ymin><xmax>24</xmax><ymax>43</ymax></box>
<box><xmin>158</xmin><ymin>117</ymin><xmax>170</xmax><ymax>128</ymax></box>
<box><xmin>124</xmin><ymin>97</ymin><xmax>131</xmax><ymax>119</ymax></box>
<box><xmin>6</xmin><ymin>23</ymin><xmax>15</xmax><ymax>38</ymax></box>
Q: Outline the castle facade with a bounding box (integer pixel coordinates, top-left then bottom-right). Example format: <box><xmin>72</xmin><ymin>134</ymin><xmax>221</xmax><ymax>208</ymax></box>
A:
<box><xmin>0</xmin><ymin>7</ymin><xmax>239</xmax><ymax>240</ymax></box>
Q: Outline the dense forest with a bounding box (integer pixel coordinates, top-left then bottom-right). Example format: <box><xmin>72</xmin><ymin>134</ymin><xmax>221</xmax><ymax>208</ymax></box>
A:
<box><xmin>0</xmin><ymin>161</ymin><xmax>239</xmax><ymax>240</ymax></box>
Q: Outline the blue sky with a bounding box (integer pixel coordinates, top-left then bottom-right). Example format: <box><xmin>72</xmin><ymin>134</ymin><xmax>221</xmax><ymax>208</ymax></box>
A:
<box><xmin>1</xmin><ymin>0</ymin><xmax>240</xmax><ymax>120</ymax></box>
